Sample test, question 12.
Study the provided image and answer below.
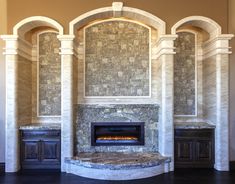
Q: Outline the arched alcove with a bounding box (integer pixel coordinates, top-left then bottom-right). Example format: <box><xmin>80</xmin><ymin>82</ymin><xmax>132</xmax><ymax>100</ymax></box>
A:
<box><xmin>172</xmin><ymin>16</ymin><xmax>233</xmax><ymax>171</ymax></box>
<box><xmin>171</xmin><ymin>16</ymin><xmax>222</xmax><ymax>122</ymax></box>
<box><xmin>1</xmin><ymin>16</ymin><xmax>63</xmax><ymax>172</ymax></box>
<box><xmin>12</xmin><ymin>16</ymin><xmax>63</xmax><ymax>123</ymax></box>
<box><xmin>68</xmin><ymin>2</ymin><xmax>166</xmax><ymax>105</ymax></box>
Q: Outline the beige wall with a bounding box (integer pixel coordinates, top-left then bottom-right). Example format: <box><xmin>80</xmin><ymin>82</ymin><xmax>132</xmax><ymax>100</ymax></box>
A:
<box><xmin>7</xmin><ymin>0</ymin><xmax>228</xmax><ymax>34</ymax></box>
<box><xmin>0</xmin><ymin>0</ymin><xmax>7</xmax><ymax>163</ymax></box>
<box><xmin>1</xmin><ymin>0</ymin><xmax>235</xmax><ymax>163</ymax></box>
<box><xmin>229</xmin><ymin>0</ymin><xmax>235</xmax><ymax>161</ymax></box>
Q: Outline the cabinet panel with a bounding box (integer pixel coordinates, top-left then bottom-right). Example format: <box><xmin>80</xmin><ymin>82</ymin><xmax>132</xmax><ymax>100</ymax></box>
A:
<box><xmin>195</xmin><ymin>140</ymin><xmax>213</xmax><ymax>161</ymax></box>
<box><xmin>41</xmin><ymin>141</ymin><xmax>60</xmax><ymax>162</ymax></box>
<box><xmin>22</xmin><ymin>141</ymin><xmax>40</xmax><ymax>161</ymax></box>
<box><xmin>175</xmin><ymin>139</ymin><xmax>194</xmax><ymax>162</ymax></box>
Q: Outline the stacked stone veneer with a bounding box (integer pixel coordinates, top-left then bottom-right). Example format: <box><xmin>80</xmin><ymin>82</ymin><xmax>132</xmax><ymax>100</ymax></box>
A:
<box><xmin>38</xmin><ymin>32</ymin><xmax>61</xmax><ymax>116</ymax></box>
<box><xmin>75</xmin><ymin>104</ymin><xmax>159</xmax><ymax>154</ymax></box>
<box><xmin>18</xmin><ymin>55</ymin><xmax>32</xmax><ymax>123</ymax></box>
<box><xmin>85</xmin><ymin>20</ymin><xmax>150</xmax><ymax>97</ymax></box>
<box><xmin>202</xmin><ymin>56</ymin><xmax>216</xmax><ymax>124</ymax></box>
<box><xmin>174</xmin><ymin>32</ymin><xmax>196</xmax><ymax>115</ymax></box>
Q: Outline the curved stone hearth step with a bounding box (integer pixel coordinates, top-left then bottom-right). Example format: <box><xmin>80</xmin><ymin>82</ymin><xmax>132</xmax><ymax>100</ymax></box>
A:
<box><xmin>65</xmin><ymin>152</ymin><xmax>171</xmax><ymax>180</ymax></box>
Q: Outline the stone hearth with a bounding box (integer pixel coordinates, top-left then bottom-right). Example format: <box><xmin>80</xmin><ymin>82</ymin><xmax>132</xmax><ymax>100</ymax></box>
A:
<box><xmin>65</xmin><ymin>152</ymin><xmax>170</xmax><ymax>180</ymax></box>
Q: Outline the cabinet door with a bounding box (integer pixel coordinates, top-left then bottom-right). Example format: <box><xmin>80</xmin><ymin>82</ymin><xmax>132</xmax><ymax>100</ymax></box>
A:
<box><xmin>175</xmin><ymin>139</ymin><xmax>194</xmax><ymax>162</ymax></box>
<box><xmin>195</xmin><ymin>140</ymin><xmax>213</xmax><ymax>162</ymax></box>
<box><xmin>22</xmin><ymin>141</ymin><xmax>40</xmax><ymax>162</ymax></box>
<box><xmin>41</xmin><ymin>140</ymin><xmax>60</xmax><ymax>162</ymax></box>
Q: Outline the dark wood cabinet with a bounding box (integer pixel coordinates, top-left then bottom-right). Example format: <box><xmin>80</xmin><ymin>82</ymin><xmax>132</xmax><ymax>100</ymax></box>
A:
<box><xmin>174</xmin><ymin>129</ymin><xmax>214</xmax><ymax>168</ymax></box>
<box><xmin>20</xmin><ymin>130</ymin><xmax>61</xmax><ymax>169</ymax></box>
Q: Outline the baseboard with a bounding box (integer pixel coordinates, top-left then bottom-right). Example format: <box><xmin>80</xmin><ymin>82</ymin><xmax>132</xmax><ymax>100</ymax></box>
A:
<box><xmin>0</xmin><ymin>163</ymin><xmax>5</xmax><ymax>173</ymax></box>
<box><xmin>230</xmin><ymin>161</ymin><xmax>235</xmax><ymax>171</ymax></box>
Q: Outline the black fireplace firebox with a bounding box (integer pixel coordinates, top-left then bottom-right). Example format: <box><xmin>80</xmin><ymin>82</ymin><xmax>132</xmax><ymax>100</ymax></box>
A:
<box><xmin>91</xmin><ymin>122</ymin><xmax>145</xmax><ymax>146</ymax></box>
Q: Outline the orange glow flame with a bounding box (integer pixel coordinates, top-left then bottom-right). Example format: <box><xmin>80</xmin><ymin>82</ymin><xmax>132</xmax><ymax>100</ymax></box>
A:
<box><xmin>97</xmin><ymin>136</ymin><xmax>138</xmax><ymax>141</ymax></box>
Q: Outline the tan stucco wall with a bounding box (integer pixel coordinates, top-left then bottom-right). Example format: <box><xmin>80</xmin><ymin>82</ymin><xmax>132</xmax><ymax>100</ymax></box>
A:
<box><xmin>6</xmin><ymin>0</ymin><xmax>228</xmax><ymax>34</ymax></box>
<box><xmin>1</xmin><ymin>0</ymin><xmax>235</xmax><ymax>163</ymax></box>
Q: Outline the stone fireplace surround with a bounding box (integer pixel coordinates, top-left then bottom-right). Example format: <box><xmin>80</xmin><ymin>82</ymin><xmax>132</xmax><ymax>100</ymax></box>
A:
<box><xmin>75</xmin><ymin>104</ymin><xmax>158</xmax><ymax>153</ymax></box>
<box><xmin>64</xmin><ymin>103</ymin><xmax>171</xmax><ymax>180</ymax></box>
<box><xmin>0</xmin><ymin>1</ymin><xmax>234</xmax><ymax>181</ymax></box>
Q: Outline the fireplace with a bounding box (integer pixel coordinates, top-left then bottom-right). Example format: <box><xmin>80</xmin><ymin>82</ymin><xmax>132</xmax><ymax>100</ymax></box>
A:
<box><xmin>91</xmin><ymin>122</ymin><xmax>145</xmax><ymax>146</ymax></box>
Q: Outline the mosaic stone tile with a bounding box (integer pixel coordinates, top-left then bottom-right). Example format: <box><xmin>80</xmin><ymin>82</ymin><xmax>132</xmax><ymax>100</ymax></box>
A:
<box><xmin>174</xmin><ymin>32</ymin><xmax>196</xmax><ymax>115</ymax></box>
<box><xmin>75</xmin><ymin>104</ymin><xmax>159</xmax><ymax>153</ymax></box>
<box><xmin>85</xmin><ymin>20</ymin><xmax>150</xmax><ymax>96</ymax></box>
<box><xmin>38</xmin><ymin>32</ymin><xmax>61</xmax><ymax>116</ymax></box>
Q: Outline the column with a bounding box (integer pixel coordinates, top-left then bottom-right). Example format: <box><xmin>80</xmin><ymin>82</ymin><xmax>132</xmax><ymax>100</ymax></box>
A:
<box><xmin>1</xmin><ymin>35</ymin><xmax>19</xmax><ymax>172</ymax></box>
<box><xmin>57</xmin><ymin>35</ymin><xmax>75</xmax><ymax>171</ymax></box>
<box><xmin>155</xmin><ymin>35</ymin><xmax>177</xmax><ymax>171</ymax></box>
<box><xmin>214</xmin><ymin>35</ymin><xmax>233</xmax><ymax>171</ymax></box>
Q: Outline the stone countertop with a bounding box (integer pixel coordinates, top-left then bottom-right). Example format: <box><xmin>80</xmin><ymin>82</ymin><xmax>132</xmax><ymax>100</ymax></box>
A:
<box><xmin>65</xmin><ymin>152</ymin><xmax>170</xmax><ymax>170</ymax></box>
<box><xmin>19</xmin><ymin>123</ymin><xmax>61</xmax><ymax>130</ymax></box>
<box><xmin>174</xmin><ymin>122</ymin><xmax>215</xmax><ymax>129</ymax></box>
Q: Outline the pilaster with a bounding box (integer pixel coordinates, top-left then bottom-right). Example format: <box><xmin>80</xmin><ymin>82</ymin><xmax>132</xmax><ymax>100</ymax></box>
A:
<box><xmin>156</xmin><ymin>35</ymin><xmax>177</xmax><ymax>171</ymax></box>
<box><xmin>203</xmin><ymin>34</ymin><xmax>233</xmax><ymax>171</ymax></box>
<box><xmin>57</xmin><ymin>35</ymin><xmax>75</xmax><ymax>171</ymax></box>
<box><xmin>0</xmin><ymin>35</ymin><xmax>20</xmax><ymax>172</ymax></box>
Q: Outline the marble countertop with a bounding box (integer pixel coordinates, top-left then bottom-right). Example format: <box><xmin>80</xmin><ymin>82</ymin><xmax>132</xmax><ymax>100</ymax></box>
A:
<box><xmin>19</xmin><ymin>123</ymin><xmax>61</xmax><ymax>130</ymax></box>
<box><xmin>174</xmin><ymin>121</ymin><xmax>215</xmax><ymax>129</ymax></box>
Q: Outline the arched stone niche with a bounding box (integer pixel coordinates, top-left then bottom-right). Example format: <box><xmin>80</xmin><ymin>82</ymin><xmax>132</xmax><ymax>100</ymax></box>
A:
<box><xmin>1</xmin><ymin>16</ymin><xmax>63</xmax><ymax>172</ymax></box>
<box><xmin>68</xmin><ymin>2</ymin><xmax>168</xmax><ymax>104</ymax></box>
<box><xmin>172</xmin><ymin>16</ymin><xmax>234</xmax><ymax>171</ymax></box>
<box><xmin>60</xmin><ymin>2</ymin><xmax>176</xmax><ymax>177</ymax></box>
<box><xmin>12</xmin><ymin>16</ymin><xmax>63</xmax><ymax>123</ymax></box>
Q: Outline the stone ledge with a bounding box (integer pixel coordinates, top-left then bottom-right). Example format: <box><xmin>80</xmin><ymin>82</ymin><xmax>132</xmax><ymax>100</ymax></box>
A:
<box><xmin>19</xmin><ymin>123</ymin><xmax>61</xmax><ymax>130</ymax></box>
<box><xmin>65</xmin><ymin>152</ymin><xmax>170</xmax><ymax>170</ymax></box>
<box><xmin>174</xmin><ymin>121</ymin><xmax>215</xmax><ymax>129</ymax></box>
<box><xmin>65</xmin><ymin>152</ymin><xmax>171</xmax><ymax>180</ymax></box>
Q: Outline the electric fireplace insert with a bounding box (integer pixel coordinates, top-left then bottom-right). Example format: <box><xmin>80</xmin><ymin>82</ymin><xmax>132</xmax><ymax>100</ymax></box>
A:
<box><xmin>91</xmin><ymin>122</ymin><xmax>145</xmax><ymax>146</ymax></box>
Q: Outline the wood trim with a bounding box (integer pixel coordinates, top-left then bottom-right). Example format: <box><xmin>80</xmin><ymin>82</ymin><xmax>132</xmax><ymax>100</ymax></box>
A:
<box><xmin>230</xmin><ymin>161</ymin><xmax>235</xmax><ymax>170</ymax></box>
<box><xmin>0</xmin><ymin>163</ymin><xmax>5</xmax><ymax>172</ymax></box>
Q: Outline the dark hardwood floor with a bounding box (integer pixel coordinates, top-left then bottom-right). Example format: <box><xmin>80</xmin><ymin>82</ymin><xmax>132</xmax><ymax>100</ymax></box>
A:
<box><xmin>0</xmin><ymin>169</ymin><xmax>234</xmax><ymax>184</ymax></box>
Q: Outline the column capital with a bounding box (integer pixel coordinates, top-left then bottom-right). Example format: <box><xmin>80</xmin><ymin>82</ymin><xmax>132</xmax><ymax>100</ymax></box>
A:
<box><xmin>0</xmin><ymin>35</ymin><xmax>18</xmax><ymax>55</ymax></box>
<box><xmin>153</xmin><ymin>34</ymin><xmax>178</xmax><ymax>59</ymax></box>
<box><xmin>202</xmin><ymin>34</ymin><xmax>234</xmax><ymax>59</ymax></box>
<box><xmin>57</xmin><ymin>35</ymin><xmax>75</xmax><ymax>55</ymax></box>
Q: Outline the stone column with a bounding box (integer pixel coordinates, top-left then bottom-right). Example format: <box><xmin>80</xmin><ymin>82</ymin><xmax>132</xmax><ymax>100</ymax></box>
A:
<box><xmin>155</xmin><ymin>35</ymin><xmax>177</xmax><ymax>171</ymax></box>
<box><xmin>57</xmin><ymin>35</ymin><xmax>75</xmax><ymax>172</ymax></box>
<box><xmin>0</xmin><ymin>35</ymin><xmax>19</xmax><ymax>172</ymax></box>
<box><xmin>203</xmin><ymin>34</ymin><xmax>233</xmax><ymax>171</ymax></box>
<box><xmin>213</xmin><ymin>35</ymin><xmax>233</xmax><ymax>171</ymax></box>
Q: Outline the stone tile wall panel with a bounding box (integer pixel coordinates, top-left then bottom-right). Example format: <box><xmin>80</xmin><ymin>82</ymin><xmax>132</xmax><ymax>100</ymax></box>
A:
<box><xmin>85</xmin><ymin>20</ymin><xmax>150</xmax><ymax>97</ymax></box>
<box><xmin>17</xmin><ymin>56</ymin><xmax>32</xmax><ymax>123</ymax></box>
<box><xmin>38</xmin><ymin>32</ymin><xmax>61</xmax><ymax>116</ymax></box>
<box><xmin>174</xmin><ymin>32</ymin><xmax>196</xmax><ymax>115</ymax></box>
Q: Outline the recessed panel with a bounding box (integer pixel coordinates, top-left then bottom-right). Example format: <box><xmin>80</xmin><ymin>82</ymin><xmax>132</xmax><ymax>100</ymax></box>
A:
<box><xmin>38</xmin><ymin>32</ymin><xmax>61</xmax><ymax>116</ymax></box>
<box><xmin>85</xmin><ymin>20</ymin><xmax>150</xmax><ymax>97</ymax></box>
